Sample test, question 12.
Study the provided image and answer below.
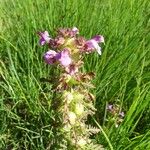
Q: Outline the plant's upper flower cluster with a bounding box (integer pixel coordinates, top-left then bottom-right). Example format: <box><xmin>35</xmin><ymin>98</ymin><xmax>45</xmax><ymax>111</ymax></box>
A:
<box><xmin>38</xmin><ymin>27</ymin><xmax>104</xmax><ymax>75</ymax></box>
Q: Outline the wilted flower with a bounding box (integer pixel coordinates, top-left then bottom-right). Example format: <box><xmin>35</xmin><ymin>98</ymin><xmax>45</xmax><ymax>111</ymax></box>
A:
<box><xmin>75</xmin><ymin>37</ymin><xmax>86</xmax><ymax>49</ymax></box>
<box><xmin>58</xmin><ymin>27</ymin><xmax>79</xmax><ymax>38</ymax></box>
<box><xmin>49</xmin><ymin>37</ymin><xmax>65</xmax><ymax>49</ymax></box>
<box><xmin>65</xmin><ymin>64</ymin><xmax>79</xmax><ymax>75</ymax></box>
<box><xmin>38</xmin><ymin>31</ymin><xmax>51</xmax><ymax>45</ymax></box>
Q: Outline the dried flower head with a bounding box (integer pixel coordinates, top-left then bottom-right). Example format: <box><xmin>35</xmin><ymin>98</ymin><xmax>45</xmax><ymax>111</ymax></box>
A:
<box><xmin>38</xmin><ymin>27</ymin><xmax>104</xmax><ymax>76</ymax></box>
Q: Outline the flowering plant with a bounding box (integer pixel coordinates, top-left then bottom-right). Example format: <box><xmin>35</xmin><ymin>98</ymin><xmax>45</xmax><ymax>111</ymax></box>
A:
<box><xmin>38</xmin><ymin>27</ymin><xmax>104</xmax><ymax>149</ymax></box>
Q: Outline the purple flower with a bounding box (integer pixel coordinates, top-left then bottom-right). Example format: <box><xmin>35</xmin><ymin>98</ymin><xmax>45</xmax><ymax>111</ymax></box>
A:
<box><xmin>43</xmin><ymin>50</ymin><xmax>57</xmax><ymax>64</ymax></box>
<box><xmin>38</xmin><ymin>31</ymin><xmax>51</xmax><ymax>45</ymax></box>
<box><xmin>72</xmin><ymin>27</ymin><xmax>78</xmax><ymax>32</ymax></box>
<box><xmin>71</xmin><ymin>27</ymin><xmax>79</xmax><ymax>35</ymax></box>
<box><xmin>58</xmin><ymin>49</ymin><xmax>72</xmax><ymax>67</ymax></box>
<box><xmin>92</xmin><ymin>35</ymin><xmax>104</xmax><ymax>43</ymax></box>
<box><xmin>43</xmin><ymin>49</ymin><xmax>72</xmax><ymax>67</ymax></box>
<box><xmin>69</xmin><ymin>27</ymin><xmax>79</xmax><ymax>37</ymax></box>
<box><xmin>85</xmin><ymin>39</ymin><xmax>102</xmax><ymax>55</ymax></box>
<box><xmin>84</xmin><ymin>35</ymin><xmax>104</xmax><ymax>55</ymax></box>
<box><xmin>119</xmin><ymin>112</ymin><xmax>125</xmax><ymax>117</ymax></box>
<box><xmin>107</xmin><ymin>104</ymin><xmax>113</xmax><ymax>111</ymax></box>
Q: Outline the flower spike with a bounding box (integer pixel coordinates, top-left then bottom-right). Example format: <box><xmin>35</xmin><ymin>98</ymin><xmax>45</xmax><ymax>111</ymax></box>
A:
<box><xmin>38</xmin><ymin>27</ymin><xmax>104</xmax><ymax>149</ymax></box>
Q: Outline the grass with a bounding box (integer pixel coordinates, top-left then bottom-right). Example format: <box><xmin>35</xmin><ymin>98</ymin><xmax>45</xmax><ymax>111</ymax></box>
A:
<box><xmin>0</xmin><ymin>0</ymin><xmax>150</xmax><ymax>149</ymax></box>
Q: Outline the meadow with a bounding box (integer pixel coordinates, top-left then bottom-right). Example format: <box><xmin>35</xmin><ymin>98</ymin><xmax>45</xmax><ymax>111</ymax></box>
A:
<box><xmin>0</xmin><ymin>0</ymin><xmax>150</xmax><ymax>149</ymax></box>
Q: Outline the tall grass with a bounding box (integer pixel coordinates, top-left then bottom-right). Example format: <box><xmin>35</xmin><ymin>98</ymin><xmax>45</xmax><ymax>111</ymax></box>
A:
<box><xmin>0</xmin><ymin>0</ymin><xmax>150</xmax><ymax>149</ymax></box>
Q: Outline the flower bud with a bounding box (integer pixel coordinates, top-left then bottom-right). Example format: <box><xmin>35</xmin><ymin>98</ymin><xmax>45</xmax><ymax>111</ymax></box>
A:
<box><xmin>74</xmin><ymin>103</ymin><xmax>84</xmax><ymax>116</ymax></box>
<box><xmin>63</xmin><ymin>123</ymin><xmax>71</xmax><ymax>131</ymax></box>
<box><xmin>73</xmin><ymin>93</ymin><xmax>84</xmax><ymax>101</ymax></box>
<box><xmin>65</xmin><ymin>74</ymin><xmax>72</xmax><ymax>83</ymax></box>
<box><xmin>68</xmin><ymin>112</ymin><xmax>76</xmax><ymax>125</ymax></box>
<box><xmin>63</xmin><ymin>91</ymin><xmax>74</xmax><ymax>103</ymax></box>
<box><xmin>65</xmin><ymin>38</ymin><xmax>75</xmax><ymax>47</ymax></box>
<box><xmin>77</xmin><ymin>138</ymin><xmax>87</xmax><ymax>147</ymax></box>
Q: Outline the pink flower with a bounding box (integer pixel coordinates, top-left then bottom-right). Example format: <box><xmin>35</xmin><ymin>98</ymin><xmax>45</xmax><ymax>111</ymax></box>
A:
<box><xmin>69</xmin><ymin>27</ymin><xmax>79</xmax><ymax>37</ymax></box>
<box><xmin>43</xmin><ymin>49</ymin><xmax>72</xmax><ymax>67</ymax></box>
<box><xmin>92</xmin><ymin>35</ymin><xmax>104</xmax><ymax>43</ymax></box>
<box><xmin>43</xmin><ymin>50</ymin><xmax>57</xmax><ymax>64</ymax></box>
<box><xmin>72</xmin><ymin>27</ymin><xmax>79</xmax><ymax>32</ymax></box>
<box><xmin>38</xmin><ymin>31</ymin><xmax>51</xmax><ymax>45</ymax></box>
<box><xmin>119</xmin><ymin>112</ymin><xmax>125</xmax><ymax>117</ymax></box>
<box><xmin>71</xmin><ymin>27</ymin><xmax>79</xmax><ymax>35</ymax></box>
<box><xmin>84</xmin><ymin>35</ymin><xmax>104</xmax><ymax>55</ymax></box>
<box><xmin>85</xmin><ymin>39</ymin><xmax>101</xmax><ymax>55</ymax></box>
<box><xmin>58</xmin><ymin>49</ymin><xmax>72</xmax><ymax>67</ymax></box>
<box><xmin>107</xmin><ymin>104</ymin><xmax>113</xmax><ymax>111</ymax></box>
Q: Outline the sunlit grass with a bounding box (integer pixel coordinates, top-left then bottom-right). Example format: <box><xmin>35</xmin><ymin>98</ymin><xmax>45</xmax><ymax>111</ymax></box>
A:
<box><xmin>0</xmin><ymin>0</ymin><xmax>150</xmax><ymax>149</ymax></box>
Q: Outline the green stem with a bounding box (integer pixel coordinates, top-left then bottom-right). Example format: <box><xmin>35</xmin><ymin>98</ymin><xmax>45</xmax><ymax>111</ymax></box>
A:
<box><xmin>93</xmin><ymin>118</ymin><xmax>114</xmax><ymax>150</ymax></box>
